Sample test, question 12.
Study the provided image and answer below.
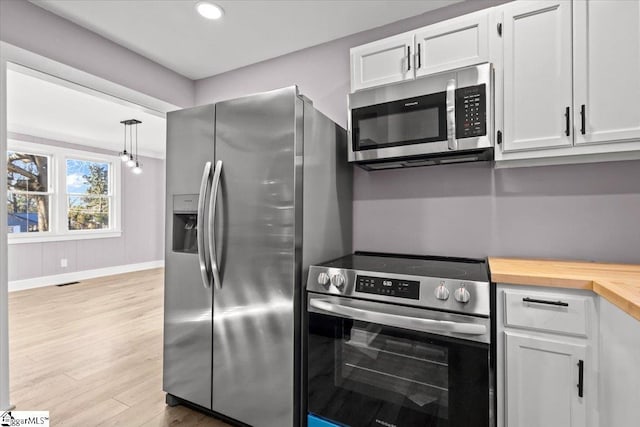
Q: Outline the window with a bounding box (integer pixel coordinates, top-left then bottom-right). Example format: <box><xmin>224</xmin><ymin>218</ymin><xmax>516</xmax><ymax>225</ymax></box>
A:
<box><xmin>7</xmin><ymin>151</ymin><xmax>52</xmax><ymax>233</ymax></box>
<box><xmin>6</xmin><ymin>141</ymin><xmax>121</xmax><ymax>242</ymax></box>
<box><xmin>66</xmin><ymin>159</ymin><xmax>111</xmax><ymax>231</ymax></box>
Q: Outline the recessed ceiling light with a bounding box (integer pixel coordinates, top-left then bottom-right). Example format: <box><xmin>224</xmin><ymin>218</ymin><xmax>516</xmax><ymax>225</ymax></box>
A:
<box><xmin>196</xmin><ymin>1</ymin><xmax>224</xmax><ymax>20</ymax></box>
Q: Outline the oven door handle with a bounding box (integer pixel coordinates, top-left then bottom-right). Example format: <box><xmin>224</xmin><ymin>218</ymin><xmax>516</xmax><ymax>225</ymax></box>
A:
<box><xmin>309</xmin><ymin>299</ymin><xmax>487</xmax><ymax>336</ymax></box>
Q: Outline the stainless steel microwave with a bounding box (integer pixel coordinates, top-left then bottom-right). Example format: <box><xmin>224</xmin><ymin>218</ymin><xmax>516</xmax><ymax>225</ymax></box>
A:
<box><xmin>348</xmin><ymin>63</ymin><xmax>493</xmax><ymax>170</ymax></box>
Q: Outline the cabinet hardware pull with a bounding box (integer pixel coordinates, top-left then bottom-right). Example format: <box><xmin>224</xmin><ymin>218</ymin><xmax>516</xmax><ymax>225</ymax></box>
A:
<box><xmin>522</xmin><ymin>297</ymin><xmax>569</xmax><ymax>307</ymax></box>
<box><xmin>497</xmin><ymin>130</ymin><xmax>502</xmax><ymax>145</ymax></box>
<box><xmin>407</xmin><ymin>46</ymin><xmax>411</xmax><ymax>71</ymax></box>
<box><xmin>580</xmin><ymin>104</ymin><xmax>586</xmax><ymax>135</ymax></box>
<box><xmin>565</xmin><ymin>106</ymin><xmax>571</xmax><ymax>136</ymax></box>
<box><xmin>577</xmin><ymin>360</ymin><xmax>584</xmax><ymax>397</ymax></box>
<box><xmin>417</xmin><ymin>43</ymin><xmax>421</xmax><ymax>68</ymax></box>
<box><xmin>497</xmin><ymin>22</ymin><xmax>502</xmax><ymax>36</ymax></box>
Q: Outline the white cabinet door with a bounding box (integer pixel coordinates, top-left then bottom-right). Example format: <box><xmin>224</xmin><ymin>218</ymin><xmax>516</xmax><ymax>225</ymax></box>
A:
<box><xmin>350</xmin><ymin>33</ymin><xmax>414</xmax><ymax>92</ymax></box>
<box><xmin>573</xmin><ymin>0</ymin><xmax>640</xmax><ymax>145</ymax></box>
<box><xmin>505</xmin><ymin>332</ymin><xmax>587</xmax><ymax>427</ymax></box>
<box><xmin>414</xmin><ymin>10</ymin><xmax>490</xmax><ymax>78</ymax></box>
<box><xmin>502</xmin><ymin>1</ymin><xmax>574</xmax><ymax>152</ymax></box>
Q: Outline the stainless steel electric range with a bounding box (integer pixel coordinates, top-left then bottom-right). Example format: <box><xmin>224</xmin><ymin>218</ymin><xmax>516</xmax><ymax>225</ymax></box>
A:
<box><xmin>306</xmin><ymin>252</ymin><xmax>494</xmax><ymax>427</ymax></box>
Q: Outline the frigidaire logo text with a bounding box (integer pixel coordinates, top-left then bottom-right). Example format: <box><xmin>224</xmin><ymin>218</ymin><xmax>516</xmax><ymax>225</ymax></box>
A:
<box><xmin>374</xmin><ymin>419</ymin><xmax>397</xmax><ymax>427</ymax></box>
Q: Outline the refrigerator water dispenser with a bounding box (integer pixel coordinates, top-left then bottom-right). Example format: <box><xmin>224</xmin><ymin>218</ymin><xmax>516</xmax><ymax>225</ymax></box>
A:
<box><xmin>172</xmin><ymin>194</ymin><xmax>199</xmax><ymax>253</ymax></box>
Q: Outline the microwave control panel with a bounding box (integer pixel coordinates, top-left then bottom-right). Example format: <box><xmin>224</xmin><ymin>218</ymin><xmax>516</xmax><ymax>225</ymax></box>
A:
<box><xmin>355</xmin><ymin>275</ymin><xmax>420</xmax><ymax>300</ymax></box>
<box><xmin>455</xmin><ymin>84</ymin><xmax>486</xmax><ymax>139</ymax></box>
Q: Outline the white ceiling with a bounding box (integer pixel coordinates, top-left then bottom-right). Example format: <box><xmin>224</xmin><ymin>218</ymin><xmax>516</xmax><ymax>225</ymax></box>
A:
<box><xmin>7</xmin><ymin>68</ymin><xmax>167</xmax><ymax>158</ymax></box>
<box><xmin>32</xmin><ymin>0</ymin><xmax>462</xmax><ymax>80</ymax></box>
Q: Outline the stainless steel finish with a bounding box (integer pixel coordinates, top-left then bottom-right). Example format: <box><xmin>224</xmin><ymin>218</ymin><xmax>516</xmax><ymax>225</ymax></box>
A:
<box><xmin>208</xmin><ymin>160</ymin><xmax>223</xmax><ymax>290</ymax></box>
<box><xmin>454</xmin><ymin>286</ymin><xmax>471</xmax><ymax>304</ymax></box>
<box><xmin>163</xmin><ymin>104</ymin><xmax>215</xmax><ymax>410</ymax></box>
<box><xmin>330</xmin><ymin>273</ymin><xmax>345</xmax><ymax>290</ymax></box>
<box><xmin>435</xmin><ymin>282</ymin><xmax>450</xmax><ymax>301</ymax></box>
<box><xmin>446</xmin><ymin>78</ymin><xmax>458</xmax><ymax>151</ymax></box>
<box><xmin>317</xmin><ymin>272</ymin><xmax>330</xmax><ymax>287</ymax></box>
<box><xmin>348</xmin><ymin>63</ymin><xmax>493</xmax><ymax>163</ymax></box>
<box><xmin>164</xmin><ymin>88</ymin><xmax>352</xmax><ymax>426</ymax></box>
<box><xmin>211</xmin><ymin>87</ymin><xmax>297</xmax><ymax>427</ymax></box>
<box><xmin>308</xmin><ymin>294</ymin><xmax>490</xmax><ymax>344</ymax></box>
<box><xmin>307</xmin><ymin>265</ymin><xmax>490</xmax><ymax>316</ymax></box>
<box><xmin>197</xmin><ymin>162</ymin><xmax>212</xmax><ymax>289</ymax></box>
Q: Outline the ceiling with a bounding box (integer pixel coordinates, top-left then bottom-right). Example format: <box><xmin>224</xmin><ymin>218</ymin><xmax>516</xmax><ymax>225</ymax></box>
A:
<box><xmin>7</xmin><ymin>68</ymin><xmax>167</xmax><ymax>158</ymax></box>
<box><xmin>32</xmin><ymin>0</ymin><xmax>463</xmax><ymax>80</ymax></box>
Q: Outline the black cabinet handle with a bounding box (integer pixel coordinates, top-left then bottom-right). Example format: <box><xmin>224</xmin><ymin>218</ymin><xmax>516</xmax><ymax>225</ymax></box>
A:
<box><xmin>407</xmin><ymin>46</ymin><xmax>411</xmax><ymax>71</ymax></box>
<box><xmin>497</xmin><ymin>130</ymin><xmax>502</xmax><ymax>145</ymax></box>
<box><xmin>577</xmin><ymin>360</ymin><xmax>584</xmax><ymax>397</ymax></box>
<box><xmin>565</xmin><ymin>106</ymin><xmax>571</xmax><ymax>136</ymax></box>
<box><xmin>417</xmin><ymin>43</ymin><xmax>421</xmax><ymax>68</ymax></box>
<box><xmin>522</xmin><ymin>297</ymin><xmax>569</xmax><ymax>307</ymax></box>
<box><xmin>580</xmin><ymin>104</ymin><xmax>586</xmax><ymax>135</ymax></box>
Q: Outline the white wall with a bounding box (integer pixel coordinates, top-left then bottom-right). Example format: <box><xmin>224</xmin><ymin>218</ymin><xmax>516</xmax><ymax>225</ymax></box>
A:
<box><xmin>195</xmin><ymin>0</ymin><xmax>640</xmax><ymax>265</ymax></box>
<box><xmin>195</xmin><ymin>0</ymin><xmax>511</xmax><ymax>126</ymax></box>
<box><xmin>0</xmin><ymin>0</ymin><xmax>194</xmax><ymax>108</ymax></box>
<box><xmin>7</xmin><ymin>133</ymin><xmax>165</xmax><ymax>288</ymax></box>
<box><xmin>0</xmin><ymin>0</ymin><xmax>191</xmax><ymax>408</ymax></box>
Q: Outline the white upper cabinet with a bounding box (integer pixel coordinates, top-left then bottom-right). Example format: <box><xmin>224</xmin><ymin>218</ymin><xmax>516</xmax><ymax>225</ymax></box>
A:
<box><xmin>415</xmin><ymin>10</ymin><xmax>490</xmax><ymax>77</ymax></box>
<box><xmin>350</xmin><ymin>33</ymin><xmax>414</xmax><ymax>92</ymax></box>
<box><xmin>573</xmin><ymin>0</ymin><xmax>640</xmax><ymax>146</ymax></box>
<box><xmin>502</xmin><ymin>1</ymin><xmax>574</xmax><ymax>152</ymax></box>
<box><xmin>350</xmin><ymin>10</ymin><xmax>492</xmax><ymax>93</ymax></box>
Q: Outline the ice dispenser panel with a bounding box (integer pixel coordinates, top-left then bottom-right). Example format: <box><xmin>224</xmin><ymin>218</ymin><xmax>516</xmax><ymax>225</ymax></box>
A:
<box><xmin>172</xmin><ymin>194</ymin><xmax>199</xmax><ymax>253</ymax></box>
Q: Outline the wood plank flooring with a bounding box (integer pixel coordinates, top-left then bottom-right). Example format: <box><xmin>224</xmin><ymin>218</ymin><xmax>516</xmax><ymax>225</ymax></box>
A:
<box><xmin>8</xmin><ymin>268</ymin><xmax>231</xmax><ymax>426</ymax></box>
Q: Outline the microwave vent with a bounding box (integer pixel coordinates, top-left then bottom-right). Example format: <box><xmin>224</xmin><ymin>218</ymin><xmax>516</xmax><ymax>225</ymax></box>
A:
<box><xmin>357</xmin><ymin>148</ymin><xmax>493</xmax><ymax>171</ymax></box>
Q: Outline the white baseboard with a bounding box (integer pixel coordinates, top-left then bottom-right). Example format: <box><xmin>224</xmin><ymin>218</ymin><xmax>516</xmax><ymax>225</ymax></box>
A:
<box><xmin>8</xmin><ymin>260</ymin><xmax>164</xmax><ymax>292</ymax></box>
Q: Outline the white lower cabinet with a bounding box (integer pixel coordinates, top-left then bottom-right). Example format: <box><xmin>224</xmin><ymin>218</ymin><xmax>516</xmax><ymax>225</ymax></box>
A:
<box><xmin>504</xmin><ymin>332</ymin><xmax>587</xmax><ymax>427</ymax></box>
<box><xmin>497</xmin><ymin>285</ymin><xmax>598</xmax><ymax>427</ymax></box>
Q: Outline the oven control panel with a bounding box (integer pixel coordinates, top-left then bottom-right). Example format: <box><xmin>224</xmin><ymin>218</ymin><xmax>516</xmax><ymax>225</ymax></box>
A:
<box><xmin>455</xmin><ymin>84</ymin><xmax>486</xmax><ymax>139</ymax></box>
<box><xmin>355</xmin><ymin>275</ymin><xmax>420</xmax><ymax>300</ymax></box>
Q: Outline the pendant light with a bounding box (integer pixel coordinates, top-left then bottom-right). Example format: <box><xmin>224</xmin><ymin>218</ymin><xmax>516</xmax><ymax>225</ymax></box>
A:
<box><xmin>120</xmin><ymin>119</ymin><xmax>143</xmax><ymax>175</ymax></box>
<box><xmin>119</xmin><ymin>122</ymin><xmax>129</xmax><ymax>161</ymax></box>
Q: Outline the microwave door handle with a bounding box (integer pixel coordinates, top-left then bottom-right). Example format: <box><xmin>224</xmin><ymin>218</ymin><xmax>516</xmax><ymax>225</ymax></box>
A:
<box><xmin>309</xmin><ymin>299</ymin><xmax>486</xmax><ymax>336</ymax></box>
<box><xmin>446</xmin><ymin>79</ymin><xmax>457</xmax><ymax>150</ymax></box>
<box><xmin>208</xmin><ymin>160</ymin><xmax>223</xmax><ymax>290</ymax></box>
<box><xmin>197</xmin><ymin>161</ymin><xmax>213</xmax><ymax>289</ymax></box>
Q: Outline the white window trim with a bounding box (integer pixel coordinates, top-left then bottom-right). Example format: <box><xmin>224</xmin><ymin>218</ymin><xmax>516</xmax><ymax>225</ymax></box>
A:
<box><xmin>7</xmin><ymin>140</ymin><xmax>122</xmax><ymax>244</ymax></box>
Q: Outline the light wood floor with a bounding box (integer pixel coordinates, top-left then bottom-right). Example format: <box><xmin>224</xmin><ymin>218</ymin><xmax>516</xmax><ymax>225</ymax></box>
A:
<box><xmin>9</xmin><ymin>268</ymin><xmax>231</xmax><ymax>426</ymax></box>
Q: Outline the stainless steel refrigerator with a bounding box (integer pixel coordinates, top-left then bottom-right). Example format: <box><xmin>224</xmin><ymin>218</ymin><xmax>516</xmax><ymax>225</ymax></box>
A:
<box><xmin>163</xmin><ymin>86</ymin><xmax>352</xmax><ymax>427</ymax></box>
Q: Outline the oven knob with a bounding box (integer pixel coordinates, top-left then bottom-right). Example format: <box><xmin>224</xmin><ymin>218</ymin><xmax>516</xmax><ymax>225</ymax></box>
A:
<box><xmin>454</xmin><ymin>286</ymin><xmax>471</xmax><ymax>304</ymax></box>
<box><xmin>330</xmin><ymin>273</ymin><xmax>346</xmax><ymax>290</ymax></box>
<box><xmin>435</xmin><ymin>283</ymin><xmax>450</xmax><ymax>300</ymax></box>
<box><xmin>317</xmin><ymin>272</ymin><xmax>330</xmax><ymax>287</ymax></box>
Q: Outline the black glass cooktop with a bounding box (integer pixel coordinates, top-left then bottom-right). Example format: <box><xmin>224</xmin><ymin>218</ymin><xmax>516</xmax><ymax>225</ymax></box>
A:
<box><xmin>320</xmin><ymin>251</ymin><xmax>489</xmax><ymax>283</ymax></box>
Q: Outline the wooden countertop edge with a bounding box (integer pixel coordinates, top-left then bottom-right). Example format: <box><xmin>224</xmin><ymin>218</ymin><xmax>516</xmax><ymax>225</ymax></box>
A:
<box><xmin>489</xmin><ymin>258</ymin><xmax>640</xmax><ymax>322</ymax></box>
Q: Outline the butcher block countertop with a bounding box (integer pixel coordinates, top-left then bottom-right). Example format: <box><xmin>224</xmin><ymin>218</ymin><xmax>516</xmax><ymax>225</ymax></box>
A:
<box><xmin>489</xmin><ymin>258</ymin><xmax>640</xmax><ymax>322</ymax></box>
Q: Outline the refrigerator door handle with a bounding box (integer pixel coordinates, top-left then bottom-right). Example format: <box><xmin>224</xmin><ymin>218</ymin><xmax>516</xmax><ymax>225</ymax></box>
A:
<box><xmin>208</xmin><ymin>160</ymin><xmax>223</xmax><ymax>290</ymax></box>
<box><xmin>197</xmin><ymin>161</ymin><xmax>213</xmax><ymax>289</ymax></box>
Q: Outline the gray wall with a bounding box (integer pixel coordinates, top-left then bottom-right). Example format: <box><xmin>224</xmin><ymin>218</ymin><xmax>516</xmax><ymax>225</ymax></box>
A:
<box><xmin>0</xmin><ymin>0</ymin><xmax>194</xmax><ymax>108</ymax></box>
<box><xmin>195</xmin><ymin>0</ymin><xmax>640</xmax><ymax>264</ymax></box>
<box><xmin>8</xmin><ymin>133</ymin><xmax>165</xmax><ymax>282</ymax></box>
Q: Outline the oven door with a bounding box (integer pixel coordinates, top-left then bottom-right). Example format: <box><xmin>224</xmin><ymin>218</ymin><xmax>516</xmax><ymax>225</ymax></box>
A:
<box><xmin>350</xmin><ymin>91</ymin><xmax>448</xmax><ymax>154</ymax></box>
<box><xmin>307</xmin><ymin>294</ymin><xmax>491</xmax><ymax>427</ymax></box>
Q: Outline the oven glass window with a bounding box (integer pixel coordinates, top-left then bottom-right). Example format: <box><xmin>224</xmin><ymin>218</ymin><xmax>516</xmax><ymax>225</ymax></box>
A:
<box><xmin>351</xmin><ymin>92</ymin><xmax>447</xmax><ymax>152</ymax></box>
<box><xmin>308</xmin><ymin>312</ymin><xmax>489</xmax><ymax>427</ymax></box>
